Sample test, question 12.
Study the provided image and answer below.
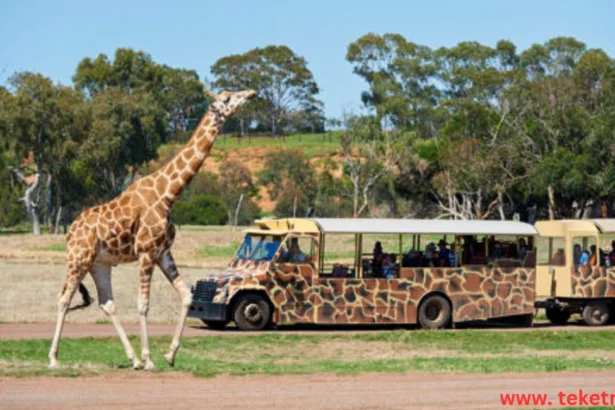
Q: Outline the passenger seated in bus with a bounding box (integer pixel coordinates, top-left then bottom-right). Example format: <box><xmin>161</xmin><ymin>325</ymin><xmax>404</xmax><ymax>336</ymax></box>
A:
<box><xmin>422</xmin><ymin>243</ymin><xmax>437</xmax><ymax>267</ymax></box>
<box><xmin>609</xmin><ymin>241</ymin><xmax>615</xmax><ymax>266</ymax></box>
<box><xmin>382</xmin><ymin>254</ymin><xmax>398</xmax><ymax>279</ymax></box>
<box><xmin>589</xmin><ymin>245</ymin><xmax>598</xmax><ymax>266</ymax></box>
<box><xmin>402</xmin><ymin>248</ymin><xmax>421</xmax><ymax>267</ymax></box>
<box><xmin>461</xmin><ymin>236</ymin><xmax>475</xmax><ymax>265</ymax></box>
<box><xmin>437</xmin><ymin>240</ymin><xmax>453</xmax><ymax>267</ymax></box>
<box><xmin>573</xmin><ymin>244</ymin><xmax>583</xmax><ymax>265</ymax></box>
<box><xmin>372</xmin><ymin>241</ymin><xmax>384</xmax><ymax>275</ymax></box>
<box><xmin>518</xmin><ymin>238</ymin><xmax>527</xmax><ymax>260</ymax></box>
<box><xmin>280</xmin><ymin>238</ymin><xmax>306</xmax><ymax>263</ymax></box>
<box><xmin>449</xmin><ymin>243</ymin><xmax>457</xmax><ymax>267</ymax></box>
<box><xmin>491</xmin><ymin>241</ymin><xmax>503</xmax><ymax>260</ymax></box>
<box><xmin>553</xmin><ymin>248</ymin><xmax>566</xmax><ymax>266</ymax></box>
<box><xmin>590</xmin><ymin>245</ymin><xmax>607</xmax><ymax>267</ymax></box>
<box><xmin>579</xmin><ymin>247</ymin><xmax>590</xmax><ymax>266</ymax></box>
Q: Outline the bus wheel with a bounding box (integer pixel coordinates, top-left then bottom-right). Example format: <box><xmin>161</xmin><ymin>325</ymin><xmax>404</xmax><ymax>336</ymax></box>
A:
<box><xmin>201</xmin><ymin>319</ymin><xmax>229</xmax><ymax>330</ymax></box>
<box><xmin>418</xmin><ymin>295</ymin><xmax>451</xmax><ymax>329</ymax></box>
<box><xmin>545</xmin><ymin>307</ymin><xmax>571</xmax><ymax>325</ymax></box>
<box><xmin>582</xmin><ymin>302</ymin><xmax>610</xmax><ymax>326</ymax></box>
<box><xmin>233</xmin><ymin>293</ymin><xmax>271</xmax><ymax>331</ymax></box>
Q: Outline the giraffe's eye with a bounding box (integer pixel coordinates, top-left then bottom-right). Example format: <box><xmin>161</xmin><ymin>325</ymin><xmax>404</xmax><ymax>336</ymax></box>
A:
<box><xmin>224</xmin><ymin>96</ymin><xmax>231</xmax><ymax>104</ymax></box>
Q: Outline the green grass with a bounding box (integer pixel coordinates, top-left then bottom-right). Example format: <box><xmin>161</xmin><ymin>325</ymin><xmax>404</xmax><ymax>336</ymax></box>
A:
<box><xmin>33</xmin><ymin>243</ymin><xmax>66</xmax><ymax>252</ymax></box>
<box><xmin>354</xmin><ymin>329</ymin><xmax>615</xmax><ymax>353</ymax></box>
<box><xmin>198</xmin><ymin>242</ymin><xmax>240</xmax><ymax>257</ymax></box>
<box><xmin>2</xmin><ymin>330</ymin><xmax>615</xmax><ymax>378</ymax></box>
<box><xmin>214</xmin><ymin>132</ymin><xmax>342</xmax><ymax>158</ymax></box>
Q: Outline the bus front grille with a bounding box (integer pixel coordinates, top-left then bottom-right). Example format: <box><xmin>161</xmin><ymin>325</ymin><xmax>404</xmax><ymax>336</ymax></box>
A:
<box><xmin>194</xmin><ymin>281</ymin><xmax>218</xmax><ymax>302</ymax></box>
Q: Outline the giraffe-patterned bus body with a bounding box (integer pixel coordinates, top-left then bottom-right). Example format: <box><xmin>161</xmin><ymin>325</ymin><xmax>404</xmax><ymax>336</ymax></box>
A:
<box><xmin>189</xmin><ymin>219</ymin><xmax>537</xmax><ymax>327</ymax></box>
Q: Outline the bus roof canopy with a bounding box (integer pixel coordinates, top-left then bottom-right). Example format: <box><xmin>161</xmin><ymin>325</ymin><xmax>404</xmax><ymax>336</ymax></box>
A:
<box><xmin>310</xmin><ymin>218</ymin><xmax>537</xmax><ymax>236</ymax></box>
<box><xmin>535</xmin><ymin>219</ymin><xmax>615</xmax><ymax>237</ymax></box>
<box><xmin>589</xmin><ymin>219</ymin><xmax>615</xmax><ymax>234</ymax></box>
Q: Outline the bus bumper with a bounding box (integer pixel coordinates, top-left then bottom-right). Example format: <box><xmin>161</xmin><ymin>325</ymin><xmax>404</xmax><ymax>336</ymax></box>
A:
<box><xmin>188</xmin><ymin>300</ymin><xmax>227</xmax><ymax>321</ymax></box>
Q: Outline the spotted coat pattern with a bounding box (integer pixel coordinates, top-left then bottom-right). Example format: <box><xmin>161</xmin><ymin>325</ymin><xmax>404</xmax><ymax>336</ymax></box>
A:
<box><xmin>204</xmin><ymin>260</ymin><xmax>535</xmax><ymax>325</ymax></box>
<box><xmin>571</xmin><ymin>266</ymin><xmax>615</xmax><ymax>298</ymax></box>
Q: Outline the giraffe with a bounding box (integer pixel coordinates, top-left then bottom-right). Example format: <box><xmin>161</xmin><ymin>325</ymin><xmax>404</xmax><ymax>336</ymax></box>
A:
<box><xmin>48</xmin><ymin>89</ymin><xmax>257</xmax><ymax>370</ymax></box>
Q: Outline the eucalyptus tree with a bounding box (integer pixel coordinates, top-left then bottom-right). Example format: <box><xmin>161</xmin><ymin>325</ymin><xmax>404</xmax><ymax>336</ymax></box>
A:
<box><xmin>212</xmin><ymin>45</ymin><xmax>322</xmax><ymax>135</ymax></box>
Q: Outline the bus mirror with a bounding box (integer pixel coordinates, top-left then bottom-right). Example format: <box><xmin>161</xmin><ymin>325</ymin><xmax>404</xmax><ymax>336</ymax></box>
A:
<box><xmin>549</xmin><ymin>267</ymin><xmax>555</xmax><ymax>275</ymax></box>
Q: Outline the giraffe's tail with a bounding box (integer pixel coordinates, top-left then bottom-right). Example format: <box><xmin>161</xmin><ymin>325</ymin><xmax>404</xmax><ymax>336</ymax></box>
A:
<box><xmin>58</xmin><ymin>282</ymin><xmax>93</xmax><ymax>308</ymax></box>
<box><xmin>78</xmin><ymin>284</ymin><xmax>92</xmax><ymax>307</ymax></box>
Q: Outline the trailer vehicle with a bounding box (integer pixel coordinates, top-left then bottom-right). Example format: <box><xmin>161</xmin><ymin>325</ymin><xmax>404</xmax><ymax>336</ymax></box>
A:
<box><xmin>534</xmin><ymin>219</ymin><xmax>615</xmax><ymax>326</ymax></box>
<box><xmin>188</xmin><ymin>218</ymin><xmax>538</xmax><ymax>330</ymax></box>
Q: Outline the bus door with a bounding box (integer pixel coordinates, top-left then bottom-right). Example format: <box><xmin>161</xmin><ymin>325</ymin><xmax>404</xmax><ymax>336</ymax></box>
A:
<box><xmin>271</xmin><ymin>235</ymin><xmax>317</xmax><ymax>323</ymax></box>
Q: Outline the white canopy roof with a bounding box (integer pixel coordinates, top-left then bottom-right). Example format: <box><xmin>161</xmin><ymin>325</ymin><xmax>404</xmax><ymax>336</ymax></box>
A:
<box><xmin>588</xmin><ymin>219</ymin><xmax>615</xmax><ymax>234</ymax></box>
<box><xmin>310</xmin><ymin>218</ymin><xmax>537</xmax><ymax>236</ymax></box>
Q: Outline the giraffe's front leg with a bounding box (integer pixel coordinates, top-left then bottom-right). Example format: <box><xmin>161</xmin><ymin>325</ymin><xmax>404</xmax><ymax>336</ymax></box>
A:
<box><xmin>157</xmin><ymin>249</ymin><xmax>192</xmax><ymax>367</ymax></box>
<box><xmin>137</xmin><ymin>253</ymin><xmax>156</xmax><ymax>371</ymax></box>
<box><xmin>90</xmin><ymin>263</ymin><xmax>142</xmax><ymax>369</ymax></box>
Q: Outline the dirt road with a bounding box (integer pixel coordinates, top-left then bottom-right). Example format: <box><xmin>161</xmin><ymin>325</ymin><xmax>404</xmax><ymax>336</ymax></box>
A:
<box><xmin>2</xmin><ymin>371</ymin><xmax>614</xmax><ymax>409</ymax></box>
<box><xmin>1</xmin><ymin>322</ymin><xmax>613</xmax><ymax>340</ymax></box>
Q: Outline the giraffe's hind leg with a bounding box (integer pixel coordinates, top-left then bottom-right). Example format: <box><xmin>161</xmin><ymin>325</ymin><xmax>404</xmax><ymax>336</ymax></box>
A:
<box><xmin>157</xmin><ymin>249</ymin><xmax>192</xmax><ymax>366</ymax></box>
<box><xmin>90</xmin><ymin>262</ymin><xmax>143</xmax><ymax>369</ymax></box>
<box><xmin>49</xmin><ymin>262</ymin><xmax>88</xmax><ymax>369</ymax></box>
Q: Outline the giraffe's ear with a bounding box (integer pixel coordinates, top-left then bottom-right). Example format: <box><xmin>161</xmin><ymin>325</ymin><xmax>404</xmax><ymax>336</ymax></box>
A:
<box><xmin>205</xmin><ymin>91</ymin><xmax>217</xmax><ymax>100</ymax></box>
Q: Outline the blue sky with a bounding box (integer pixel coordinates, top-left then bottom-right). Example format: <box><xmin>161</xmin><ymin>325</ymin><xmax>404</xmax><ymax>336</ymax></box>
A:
<box><xmin>1</xmin><ymin>0</ymin><xmax>614</xmax><ymax>118</ymax></box>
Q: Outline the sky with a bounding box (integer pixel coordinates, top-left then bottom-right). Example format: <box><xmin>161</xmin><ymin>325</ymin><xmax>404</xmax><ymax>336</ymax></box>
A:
<box><xmin>1</xmin><ymin>0</ymin><xmax>614</xmax><ymax>118</ymax></box>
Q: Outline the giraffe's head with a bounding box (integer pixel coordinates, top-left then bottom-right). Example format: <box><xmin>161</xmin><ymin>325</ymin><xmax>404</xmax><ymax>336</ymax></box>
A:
<box><xmin>206</xmin><ymin>89</ymin><xmax>257</xmax><ymax>119</ymax></box>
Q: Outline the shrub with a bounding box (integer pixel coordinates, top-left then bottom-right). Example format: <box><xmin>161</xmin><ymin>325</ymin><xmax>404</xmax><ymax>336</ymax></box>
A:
<box><xmin>172</xmin><ymin>194</ymin><xmax>228</xmax><ymax>226</ymax></box>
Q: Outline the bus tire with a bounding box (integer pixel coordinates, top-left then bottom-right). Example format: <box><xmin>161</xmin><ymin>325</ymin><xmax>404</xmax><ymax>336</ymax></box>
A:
<box><xmin>418</xmin><ymin>295</ymin><xmax>451</xmax><ymax>329</ymax></box>
<box><xmin>545</xmin><ymin>307</ymin><xmax>571</xmax><ymax>325</ymax></box>
<box><xmin>201</xmin><ymin>319</ymin><xmax>229</xmax><ymax>330</ymax></box>
<box><xmin>232</xmin><ymin>293</ymin><xmax>271</xmax><ymax>331</ymax></box>
<box><xmin>582</xmin><ymin>302</ymin><xmax>610</xmax><ymax>326</ymax></box>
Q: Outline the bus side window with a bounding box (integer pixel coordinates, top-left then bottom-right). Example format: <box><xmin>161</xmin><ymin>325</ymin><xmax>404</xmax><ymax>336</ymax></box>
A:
<box><xmin>572</xmin><ymin>236</ymin><xmax>597</xmax><ymax>267</ymax></box>
<box><xmin>279</xmin><ymin>237</ymin><xmax>314</xmax><ymax>265</ymax></box>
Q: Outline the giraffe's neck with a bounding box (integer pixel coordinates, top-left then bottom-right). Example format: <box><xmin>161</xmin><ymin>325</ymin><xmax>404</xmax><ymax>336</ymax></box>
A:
<box><xmin>156</xmin><ymin>110</ymin><xmax>222</xmax><ymax>206</ymax></box>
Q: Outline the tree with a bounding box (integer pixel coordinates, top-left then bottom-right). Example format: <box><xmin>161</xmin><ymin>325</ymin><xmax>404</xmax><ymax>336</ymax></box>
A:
<box><xmin>212</xmin><ymin>45</ymin><xmax>322</xmax><ymax>135</ymax></box>
<box><xmin>0</xmin><ymin>154</ymin><xmax>24</xmax><ymax>228</ymax></box>
<box><xmin>346</xmin><ymin>33</ymin><xmax>440</xmax><ymax>133</ymax></box>
<box><xmin>73</xmin><ymin>48</ymin><xmax>206</xmax><ymax>143</ymax></box>
<box><xmin>4</xmin><ymin>73</ymin><xmax>85</xmax><ymax>234</ymax></box>
<box><xmin>219</xmin><ymin>160</ymin><xmax>260</xmax><ymax>227</ymax></box>
<box><xmin>341</xmin><ymin>115</ymin><xmax>401</xmax><ymax>218</ymax></box>
<box><xmin>346</xmin><ymin>33</ymin><xmax>615</xmax><ymax>220</ymax></box>
<box><xmin>258</xmin><ymin>149</ymin><xmax>316</xmax><ymax>217</ymax></box>
<box><xmin>77</xmin><ymin>88</ymin><xmax>165</xmax><ymax>199</ymax></box>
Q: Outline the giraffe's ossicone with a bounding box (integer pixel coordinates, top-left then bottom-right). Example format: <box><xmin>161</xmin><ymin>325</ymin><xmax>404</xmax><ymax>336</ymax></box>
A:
<box><xmin>49</xmin><ymin>89</ymin><xmax>257</xmax><ymax>370</ymax></box>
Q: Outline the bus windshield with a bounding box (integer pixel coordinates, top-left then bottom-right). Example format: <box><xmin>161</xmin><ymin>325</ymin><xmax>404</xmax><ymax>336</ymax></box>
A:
<box><xmin>235</xmin><ymin>234</ymin><xmax>282</xmax><ymax>261</ymax></box>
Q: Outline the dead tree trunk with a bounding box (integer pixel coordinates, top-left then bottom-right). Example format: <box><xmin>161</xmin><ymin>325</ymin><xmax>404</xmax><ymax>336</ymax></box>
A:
<box><xmin>233</xmin><ymin>194</ymin><xmax>244</xmax><ymax>231</ymax></box>
<box><xmin>24</xmin><ymin>172</ymin><xmax>42</xmax><ymax>235</ymax></box>
<box><xmin>548</xmin><ymin>185</ymin><xmax>556</xmax><ymax>220</ymax></box>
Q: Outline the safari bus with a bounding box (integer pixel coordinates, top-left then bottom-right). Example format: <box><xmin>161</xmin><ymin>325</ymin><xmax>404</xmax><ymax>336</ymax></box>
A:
<box><xmin>535</xmin><ymin>219</ymin><xmax>615</xmax><ymax>326</ymax></box>
<box><xmin>188</xmin><ymin>218</ymin><xmax>539</xmax><ymax>330</ymax></box>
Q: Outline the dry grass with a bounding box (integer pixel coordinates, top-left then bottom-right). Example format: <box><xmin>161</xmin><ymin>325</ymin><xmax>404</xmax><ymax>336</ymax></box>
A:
<box><xmin>0</xmin><ymin>227</ymin><xmax>244</xmax><ymax>268</ymax></box>
<box><xmin>0</xmin><ymin>226</ymin><xmax>244</xmax><ymax>323</ymax></box>
<box><xmin>0</xmin><ymin>261</ymin><xmax>218</xmax><ymax>323</ymax></box>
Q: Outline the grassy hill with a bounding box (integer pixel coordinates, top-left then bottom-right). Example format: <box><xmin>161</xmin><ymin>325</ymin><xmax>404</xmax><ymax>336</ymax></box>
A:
<box><xmin>151</xmin><ymin>132</ymin><xmax>344</xmax><ymax>212</ymax></box>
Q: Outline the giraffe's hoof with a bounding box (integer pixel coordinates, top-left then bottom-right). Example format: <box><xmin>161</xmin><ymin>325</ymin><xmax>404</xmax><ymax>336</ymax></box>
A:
<box><xmin>163</xmin><ymin>353</ymin><xmax>175</xmax><ymax>367</ymax></box>
<box><xmin>133</xmin><ymin>360</ymin><xmax>144</xmax><ymax>370</ymax></box>
<box><xmin>49</xmin><ymin>360</ymin><xmax>60</xmax><ymax>370</ymax></box>
<box><xmin>144</xmin><ymin>360</ymin><xmax>156</xmax><ymax>371</ymax></box>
